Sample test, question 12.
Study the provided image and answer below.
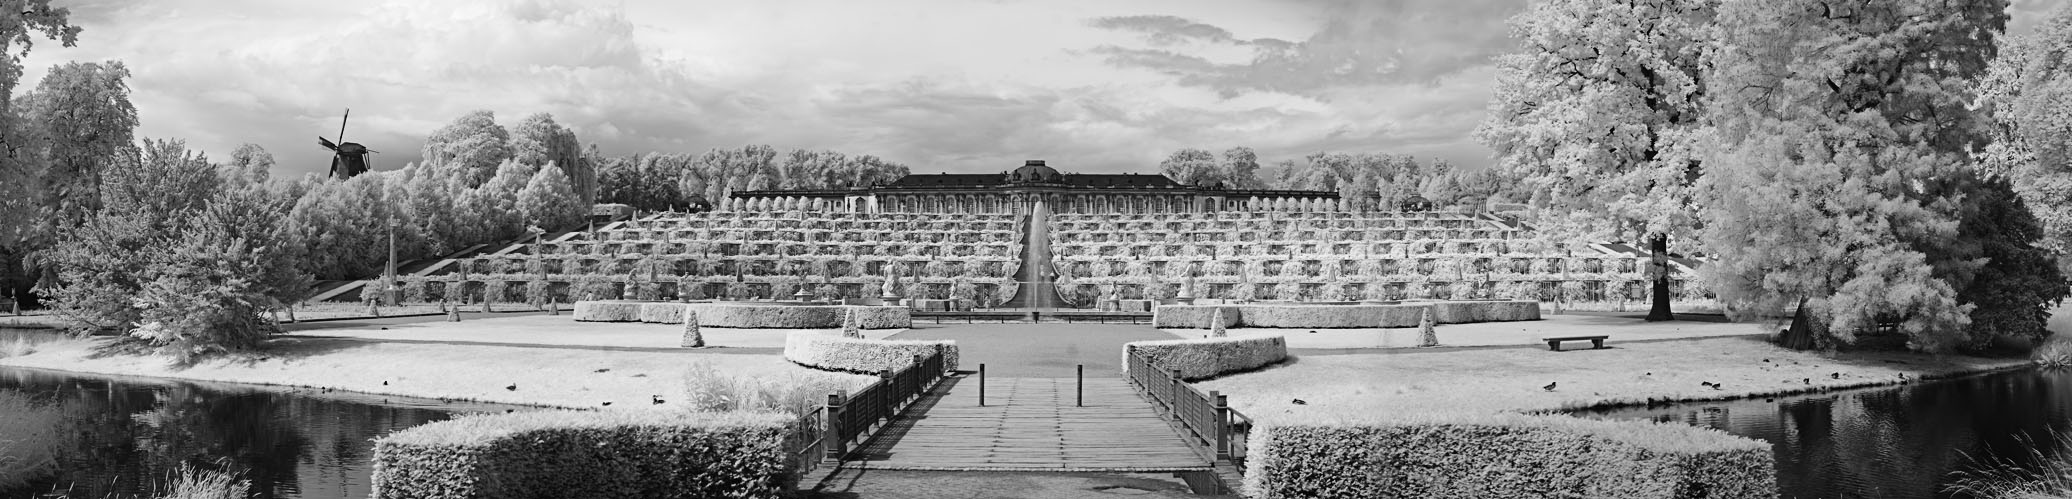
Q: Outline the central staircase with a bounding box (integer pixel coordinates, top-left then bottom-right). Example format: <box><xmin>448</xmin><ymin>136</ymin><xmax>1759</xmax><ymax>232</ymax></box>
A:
<box><xmin>1000</xmin><ymin>200</ymin><xmax>1067</xmax><ymax>309</ymax></box>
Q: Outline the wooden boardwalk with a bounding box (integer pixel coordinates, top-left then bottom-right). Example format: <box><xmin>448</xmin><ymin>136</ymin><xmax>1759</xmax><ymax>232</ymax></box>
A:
<box><xmin>850</xmin><ymin>376</ymin><xmax>1212</xmax><ymax>472</ymax></box>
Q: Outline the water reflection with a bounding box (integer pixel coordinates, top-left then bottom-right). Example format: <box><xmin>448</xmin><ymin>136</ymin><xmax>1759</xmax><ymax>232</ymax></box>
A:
<box><xmin>1573</xmin><ymin>369</ymin><xmax>2072</xmax><ymax>499</ymax></box>
<box><xmin>0</xmin><ymin>361</ymin><xmax>521</xmax><ymax>498</ymax></box>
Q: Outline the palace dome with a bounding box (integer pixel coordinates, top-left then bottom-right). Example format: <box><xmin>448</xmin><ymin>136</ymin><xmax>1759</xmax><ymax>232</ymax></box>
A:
<box><xmin>1009</xmin><ymin>160</ymin><xmax>1062</xmax><ymax>183</ymax></box>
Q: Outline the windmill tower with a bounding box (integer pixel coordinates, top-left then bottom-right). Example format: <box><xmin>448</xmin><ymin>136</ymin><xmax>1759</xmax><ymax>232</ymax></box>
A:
<box><xmin>318</xmin><ymin>109</ymin><xmax>373</xmax><ymax>180</ymax></box>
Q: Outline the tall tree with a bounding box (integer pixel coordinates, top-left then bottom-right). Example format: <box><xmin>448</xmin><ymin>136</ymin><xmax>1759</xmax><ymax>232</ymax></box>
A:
<box><xmin>1475</xmin><ymin>0</ymin><xmax>1717</xmax><ymax>322</ymax></box>
<box><xmin>420</xmin><ymin>110</ymin><xmax>511</xmax><ymax>187</ymax></box>
<box><xmin>517</xmin><ymin>165</ymin><xmax>583</xmax><ymax>231</ymax></box>
<box><xmin>23</xmin><ymin>60</ymin><xmax>138</xmax><ymax>223</ymax></box>
<box><xmin>1977</xmin><ymin>2</ymin><xmax>2072</xmax><ymax>257</ymax></box>
<box><xmin>1701</xmin><ymin>0</ymin><xmax>2008</xmax><ymax>352</ymax></box>
<box><xmin>221</xmin><ymin>143</ymin><xmax>274</xmax><ymax>188</ymax></box>
<box><xmin>510</xmin><ymin>112</ymin><xmax>591</xmax><ymax>205</ymax></box>
<box><xmin>1220</xmin><ymin>147</ymin><xmax>1261</xmax><ymax>188</ymax></box>
<box><xmin>1158</xmin><ymin>148</ymin><xmax>1220</xmax><ymax>186</ymax></box>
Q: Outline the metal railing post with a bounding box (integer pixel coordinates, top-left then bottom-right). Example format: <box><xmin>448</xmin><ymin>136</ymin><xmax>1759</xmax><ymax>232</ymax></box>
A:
<box><xmin>1077</xmin><ymin>364</ymin><xmax>1084</xmax><ymax>407</ymax></box>
<box><xmin>979</xmin><ymin>363</ymin><xmax>987</xmax><ymax>407</ymax></box>
<box><xmin>825</xmin><ymin>393</ymin><xmax>845</xmax><ymax>460</ymax></box>
<box><xmin>1213</xmin><ymin>391</ymin><xmax>1229</xmax><ymax>461</ymax></box>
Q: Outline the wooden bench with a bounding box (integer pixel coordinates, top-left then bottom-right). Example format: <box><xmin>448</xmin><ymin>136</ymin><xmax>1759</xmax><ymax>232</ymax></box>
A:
<box><xmin>1542</xmin><ymin>335</ymin><xmax>1609</xmax><ymax>351</ymax></box>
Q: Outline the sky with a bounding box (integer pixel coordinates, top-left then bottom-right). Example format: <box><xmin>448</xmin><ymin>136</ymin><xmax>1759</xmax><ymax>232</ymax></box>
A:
<box><xmin>16</xmin><ymin>0</ymin><xmax>2065</xmax><ymax>179</ymax></box>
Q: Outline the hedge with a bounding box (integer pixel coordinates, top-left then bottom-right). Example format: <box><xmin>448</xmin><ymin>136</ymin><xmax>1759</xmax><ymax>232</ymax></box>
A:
<box><xmin>370</xmin><ymin>410</ymin><xmax>798</xmax><ymax>499</ymax></box>
<box><xmin>1243</xmin><ymin>413</ymin><xmax>1776</xmax><ymax>499</ymax></box>
<box><xmin>639</xmin><ymin>302</ymin><xmax>686</xmax><ymax>324</ymax></box>
<box><xmin>784</xmin><ymin>333</ymin><xmax>958</xmax><ymax>373</ymax></box>
<box><xmin>572</xmin><ymin>300</ymin><xmax>643</xmax><ymax>322</ymax></box>
<box><xmin>570</xmin><ymin>302</ymin><xmax>911</xmax><ymax>329</ymax></box>
<box><xmin>1153</xmin><ymin>301</ymin><xmax>1540</xmax><ymax>329</ymax></box>
<box><xmin>687</xmin><ymin>304</ymin><xmax>909</xmax><ymax>329</ymax></box>
<box><xmin>1125</xmin><ymin>336</ymin><xmax>1287</xmax><ymax>380</ymax></box>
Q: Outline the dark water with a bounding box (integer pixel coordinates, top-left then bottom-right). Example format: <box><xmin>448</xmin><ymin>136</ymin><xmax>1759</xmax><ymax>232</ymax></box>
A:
<box><xmin>1572</xmin><ymin>368</ymin><xmax>2072</xmax><ymax>499</ymax></box>
<box><xmin>0</xmin><ymin>330</ymin><xmax>524</xmax><ymax>499</ymax></box>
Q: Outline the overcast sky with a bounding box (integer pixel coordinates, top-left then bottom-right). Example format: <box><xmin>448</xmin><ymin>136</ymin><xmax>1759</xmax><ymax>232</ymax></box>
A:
<box><xmin>19</xmin><ymin>0</ymin><xmax>2064</xmax><ymax>179</ymax></box>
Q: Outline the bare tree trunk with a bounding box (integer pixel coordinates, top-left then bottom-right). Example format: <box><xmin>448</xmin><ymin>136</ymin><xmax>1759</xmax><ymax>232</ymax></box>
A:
<box><xmin>1647</xmin><ymin>234</ymin><xmax>1676</xmax><ymax>322</ymax></box>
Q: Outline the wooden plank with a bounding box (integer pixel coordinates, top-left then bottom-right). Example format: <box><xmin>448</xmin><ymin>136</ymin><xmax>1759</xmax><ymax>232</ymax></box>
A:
<box><xmin>848</xmin><ymin>377</ymin><xmax>1213</xmax><ymax>471</ymax></box>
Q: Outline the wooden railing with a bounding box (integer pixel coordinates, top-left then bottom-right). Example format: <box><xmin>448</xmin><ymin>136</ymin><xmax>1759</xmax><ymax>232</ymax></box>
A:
<box><xmin>822</xmin><ymin>350</ymin><xmax>951</xmax><ymax>461</ymax></box>
<box><xmin>1124</xmin><ymin>346</ymin><xmax>1254</xmax><ymax>467</ymax></box>
<box><xmin>787</xmin><ymin>405</ymin><xmax>827</xmax><ymax>482</ymax></box>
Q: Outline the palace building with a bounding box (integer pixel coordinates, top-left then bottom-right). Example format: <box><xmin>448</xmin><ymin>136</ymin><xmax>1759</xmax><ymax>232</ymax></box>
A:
<box><xmin>729</xmin><ymin>160</ymin><xmax>1358</xmax><ymax>214</ymax></box>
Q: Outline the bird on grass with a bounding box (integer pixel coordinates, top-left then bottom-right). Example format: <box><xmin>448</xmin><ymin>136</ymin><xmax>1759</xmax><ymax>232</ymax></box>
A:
<box><xmin>594</xmin><ymin>368</ymin><xmax>611</xmax><ymax>373</ymax></box>
<box><xmin>652</xmin><ymin>395</ymin><xmax>666</xmax><ymax>405</ymax></box>
<box><xmin>382</xmin><ymin>381</ymin><xmax>389</xmax><ymax>386</ymax></box>
<box><xmin>1542</xmin><ymin>382</ymin><xmax>1557</xmax><ymax>392</ymax></box>
<box><xmin>602</xmin><ymin>401</ymin><xmax>613</xmax><ymax>406</ymax></box>
<box><xmin>1291</xmin><ymin>398</ymin><xmax>1307</xmax><ymax>405</ymax></box>
<box><xmin>1830</xmin><ymin>372</ymin><xmax>1841</xmax><ymax>379</ymax></box>
<box><xmin>1700</xmin><ymin>381</ymin><xmax>1719</xmax><ymax>389</ymax></box>
<box><xmin>506</xmin><ymin>384</ymin><xmax>517</xmax><ymax>391</ymax></box>
<box><xmin>1803</xmin><ymin>378</ymin><xmax>1811</xmax><ymax>385</ymax></box>
<box><xmin>505</xmin><ymin>409</ymin><xmax>514</xmax><ymax>413</ymax></box>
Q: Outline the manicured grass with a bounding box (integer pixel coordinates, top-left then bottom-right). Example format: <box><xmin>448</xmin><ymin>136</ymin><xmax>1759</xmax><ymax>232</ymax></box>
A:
<box><xmin>0</xmin><ymin>335</ymin><xmax>873</xmax><ymax>410</ymax></box>
<box><xmin>1196</xmin><ymin>335</ymin><xmax>2030</xmax><ymax>424</ymax></box>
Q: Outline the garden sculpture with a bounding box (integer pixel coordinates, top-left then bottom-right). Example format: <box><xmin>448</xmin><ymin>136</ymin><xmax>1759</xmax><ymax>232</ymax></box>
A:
<box><xmin>317</xmin><ymin>109</ymin><xmax>373</xmax><ymax>180</ymax></box>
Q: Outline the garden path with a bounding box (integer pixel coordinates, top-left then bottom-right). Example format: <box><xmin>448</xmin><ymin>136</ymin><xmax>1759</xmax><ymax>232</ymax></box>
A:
<box><xmin>850</xmin><ymin>376</ymin><xmax>1211</xmax><ymax>472</ymax></box>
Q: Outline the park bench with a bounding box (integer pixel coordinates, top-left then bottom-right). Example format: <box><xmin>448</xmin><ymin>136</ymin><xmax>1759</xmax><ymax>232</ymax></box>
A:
<box><xmin>1542</xmin><ymin>335</ymin><xmax>1609</xmax><ymax>351</ymax></box>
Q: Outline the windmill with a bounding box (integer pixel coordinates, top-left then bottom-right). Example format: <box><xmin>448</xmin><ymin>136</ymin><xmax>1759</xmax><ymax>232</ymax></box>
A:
<box><xmin>318</xmin><ymin>109</ymin><xmax>374</xmax><ymax>180</ymax></box>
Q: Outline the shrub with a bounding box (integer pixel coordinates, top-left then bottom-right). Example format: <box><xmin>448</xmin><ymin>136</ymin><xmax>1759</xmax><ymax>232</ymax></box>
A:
<box><xmin>1125</xmin><ymin>336</ymin><xmax>1286</xmax><ymax>380</ymax></box>
<box><xmin>571</xmin><ymin>300</ymin><xmax>643</xmax><ymax>322</ymax></box>
<box><xmin>1431</xmin><ymin>300</ymin><xmax>1541</xmax><ymax>323</ymax></box>
<box><xmin>784</xmin><ymin>333</ymin><xmax>958</xmax><ymax>373</ymax></box>
<box><xmin>371</xmin><ymin>410</ymin><xmax>796</xmax><ymax>499</ymax></box>
<box><xmin>687</xmin><ymin>304</ymin><xmax>908</xmax><ymax>329</ymax></box>
<box><xmin>1244</xmin><ymin>413</ymin><xmax>1776</xmax><ymax>499</ymax></box>
<box><xmin>1155</xmin><ymin>302</ymin><xmax>1539</xmax><ymax>329</ymax></box>
<box><xmin>638</xmin><ymin>302</ymin><xmax>686</xmax><ymax>324</ymax></box>
<box><xmin>682</xmin><ymin>360</ymin><xmax>850</xmax><ymax>417</ymax></box>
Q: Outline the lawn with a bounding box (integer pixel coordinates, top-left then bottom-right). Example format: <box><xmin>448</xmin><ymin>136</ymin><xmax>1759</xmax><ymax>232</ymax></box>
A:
<box><xmin>0</xmin><ymin>334</ymin><xmax>874</xmax><ymax>410</ymax></box>
<box><xmin>1196</xmin><ymin>335</ymin><xmax>2032</xmax><ymax>424</ymax></box>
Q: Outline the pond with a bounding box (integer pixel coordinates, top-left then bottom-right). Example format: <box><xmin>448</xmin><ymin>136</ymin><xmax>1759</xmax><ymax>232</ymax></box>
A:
<box><xmin>0</xmin><ymin>329</ymin><xmax>525</xmax><ymax>499</ymax></box>
<box><xmin>1572</xmin><ymin>367</ymin><xmax>2072</xmax><ymax>499</ymax></box>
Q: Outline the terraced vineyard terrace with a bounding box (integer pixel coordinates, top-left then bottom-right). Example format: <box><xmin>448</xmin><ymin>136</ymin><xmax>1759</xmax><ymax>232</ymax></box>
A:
<box><xmin>1048</xmin><ymin>211</ymin><xmax>1680</xmax><ymax>305</ymax></box>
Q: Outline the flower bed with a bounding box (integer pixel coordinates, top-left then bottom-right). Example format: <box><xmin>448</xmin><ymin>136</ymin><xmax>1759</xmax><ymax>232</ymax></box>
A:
<box><xmin>1154</xmin><ymin>301</ymin><xmax>1539</xmax><ymax>329</ymax></box>
<box><xmin>1125</xmin><ymin>336</ymin><xmax>1287</xmax><ymax>380</ymax></box>
<box><xmin>1243</xmin><ymin>413</ymin><xmax>1775</xmax><ymax>499</ymax></box>
<box><xmin>571</xmin><ymin>300</ymin><xmax>644</xmax><ymax>322</ymax></box>
<box><xmin>784</xmin><ymin>333</ymin><xmax>958</xmax><ymax>373</ymax></box>
<box><xmin>371</xmin><ymin>410</ymin><xmax>797</xmax><ymax>499</ymax></box>
<box><xmin>685</xmin><ymin>304</ymin><xmax>910</xmax><ymax>329</ymax></box>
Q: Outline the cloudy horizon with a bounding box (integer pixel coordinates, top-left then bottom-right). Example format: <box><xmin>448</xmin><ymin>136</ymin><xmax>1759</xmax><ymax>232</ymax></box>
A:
<box><xmin>20</xmin><ymin>0</ymin><xmax>2062</xmax><ymax>178</ymax></box>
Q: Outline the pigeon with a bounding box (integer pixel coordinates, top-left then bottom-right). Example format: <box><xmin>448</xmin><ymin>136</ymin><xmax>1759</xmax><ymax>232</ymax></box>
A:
<box><xmin>652</xmin><ymin>395</ymin><xmax>666</xmax><ymax>405</ymax></box>
<box><xmin>1542</xmin><ymin>382</ymin><xmax>1557</xmax><ymax>392</ymax></box>
<box><xmin>506</xmin><ymin>384</ymin><xmax>517</xmax><ymax>391</ymax></box>
<box><xmin>1291</xmin><ymin>398</ymin><xmax>1308</xmax><ymax>405</ymax></box>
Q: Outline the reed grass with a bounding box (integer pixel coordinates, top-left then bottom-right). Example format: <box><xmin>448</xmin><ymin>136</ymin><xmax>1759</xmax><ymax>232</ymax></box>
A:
<box><xmin>1947</xmin><ymin>432</ymin><xmax>2072</xmax><ymax>499</ymax></box>
<box><xmin>0</xmin><ymin>336</ymin><xmax>37</xmax><ymax>358</ymax></box>
<box><xmin>682</xmin><ymin>359</ymin><xmax>852</xmax><ymax>417</ymax></box>
<box><xmin>154</xmin><ymin>461</ymin><xmax>249</xmax><ymax>499</ymax></box>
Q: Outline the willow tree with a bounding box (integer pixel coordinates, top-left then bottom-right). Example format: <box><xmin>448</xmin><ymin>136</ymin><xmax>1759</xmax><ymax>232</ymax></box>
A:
<box><xmin>1476</xmin><ymin>0</ymin><xmax>1717</xmax><ymax>322</ymax></box>
<box><xmin>1700</xmin><ymin>0</ymin><xmax>2008</xmax><ymax>352</ymax></box>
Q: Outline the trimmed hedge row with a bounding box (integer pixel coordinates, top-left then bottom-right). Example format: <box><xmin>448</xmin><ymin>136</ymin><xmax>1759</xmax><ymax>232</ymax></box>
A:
<box><xmin>784</xmin><ymin>333</ymin><xmax>958</xmax><ymax>373</ymax></box>
<box><xmin>638</xmin><ymin>302</ymin><xmax>688</xmax><ymax>324</ymax></box>
<box><xmin>1125</xmin><ymin>336</ymin><xmax>1287</xmax><ymax>380</ymax></box>
<box><xmin>1153</xmin><ymin>301</ymin><xmax>1539</xmax><ymax>329</ymax></box>
<box><xmin>572</xmin><ymin>300</ymin><xmax>643</xmax><ymax>322</ymax></box>
<box><xmin>1243</xmin><ymin>414</ymin><xmax>1776</xmax><ymax>499</ymax></box>
<box><xmin>371</xmin><ymin>410</ymin><xmax>797</xmax><ymax>499</ymax></box>
<box><xmin>570</xmin><ymin>302</ymin><xmax>911</xmax><ymax>329</ymax></box>
<box><xmin>689</xmin><ymin>304</ymin><xmax>910</xmax><ymax>329</ymax></box>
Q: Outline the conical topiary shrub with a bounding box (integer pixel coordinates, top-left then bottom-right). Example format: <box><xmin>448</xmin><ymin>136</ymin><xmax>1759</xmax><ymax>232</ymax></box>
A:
<box><xmin>843</xmin><ymin>308</ymin><xmax>862</xmax><ymax>339</ymax></box>
<box><xmin>1418</xmin><ymin>307</ymin><xmax>1438</xmax><ymax>347</ymax></box>
<box><xmin>681</xmin><ymin>309</ymin><xmax>704</xmax><ymax>348</ymax></box>
<box><xmin>1211</xmin><ymin>307</ymin><xmax>1228</xmax><ymax>337</ymax></box>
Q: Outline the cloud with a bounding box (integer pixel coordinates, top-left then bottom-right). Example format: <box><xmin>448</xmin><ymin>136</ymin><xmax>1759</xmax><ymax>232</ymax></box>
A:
<box><xmin>14</xmin><ymin>0</ymin><xmax>1514</xmax><ymax>181</ymax></box>
<box><xmin>1085</xmin><ymin>0</ymin><xmax>1523</xmax><ymax>98</ymax></box>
